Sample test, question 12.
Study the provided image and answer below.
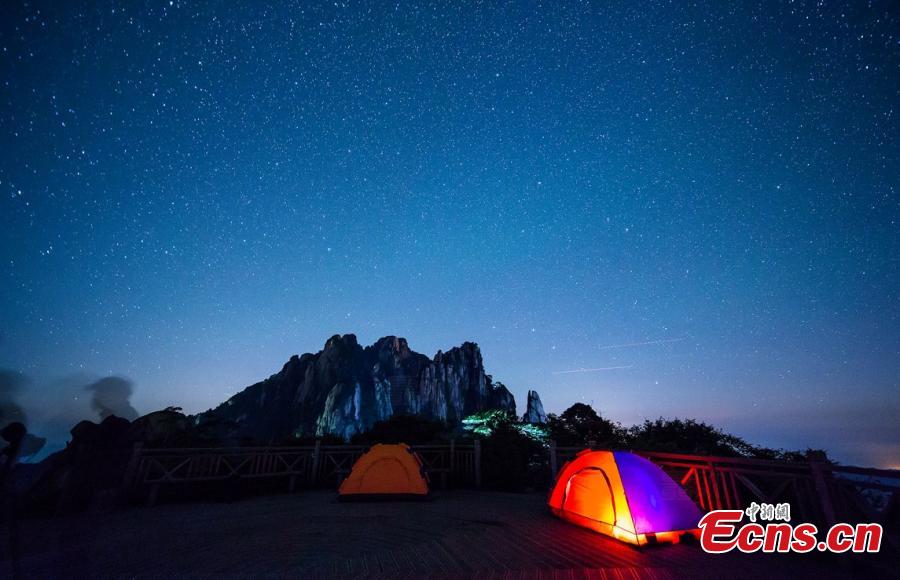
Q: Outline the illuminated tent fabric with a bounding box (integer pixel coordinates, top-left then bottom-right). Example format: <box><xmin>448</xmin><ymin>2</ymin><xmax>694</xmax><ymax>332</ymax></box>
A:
<box><xmin>548</xmin><ymin>450</ymin><xmax>702</xmax><ymax>545</ymax></box>
<box><xmin>338</xmin><ymin>443</ymin><xmax>429</xmax><ymax>498</ymax></box>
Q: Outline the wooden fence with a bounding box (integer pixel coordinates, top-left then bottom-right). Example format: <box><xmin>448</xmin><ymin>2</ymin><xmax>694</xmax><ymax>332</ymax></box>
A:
<box><xmin>126</xmin><ymin>440</ymin><xmax>897</xmax><ymax>528</ymax></box>
<box><xmin>126</xmin><ymin>441</ymin><xmax>480</xmax><ymax>505</ymax></box>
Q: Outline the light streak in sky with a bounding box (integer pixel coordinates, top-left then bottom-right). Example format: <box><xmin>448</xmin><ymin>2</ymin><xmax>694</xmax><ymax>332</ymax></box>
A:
<box><xmin>552</xmin><ymin>365</ymin><xmax>634</xmax><ymax>374</ymax></box>
<box><xmin>597</xmin><ymin>337</ymin><xmax>686</xmax><ymax>350</ymax></box>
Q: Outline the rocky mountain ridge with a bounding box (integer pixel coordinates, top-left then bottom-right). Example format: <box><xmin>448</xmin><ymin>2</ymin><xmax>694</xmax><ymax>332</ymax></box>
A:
<box><xmin>202</xmin><ymin>334</ymin><xmax>521</xmax><ymax>441</ymax></box>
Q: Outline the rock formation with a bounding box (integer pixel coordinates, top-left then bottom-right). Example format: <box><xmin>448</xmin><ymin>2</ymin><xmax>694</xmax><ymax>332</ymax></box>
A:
<box><xmin>200</xmin><ymin>334</ymin><xmax>518</xmax><ymax>441</ymax></box>
<box><xmin>522</xmin><ymin>390</ymin><xmax>547</xmax><ymax>424</ymax></box>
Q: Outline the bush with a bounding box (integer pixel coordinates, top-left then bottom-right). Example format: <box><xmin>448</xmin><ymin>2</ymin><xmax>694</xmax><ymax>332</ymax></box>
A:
<box><xmin>350</xmin><ymin>415</ymin><xmax>451</xmax><ymax>445</ymax></box>
<box><xmin>625</xmin><ymin>417</ymin><xmax>824</xmax><ymax>461</ymax></box>
<box><xmin>481</xmin><ymin>422</ymin><xmax>544</xmax><ymax>491</ymax></box>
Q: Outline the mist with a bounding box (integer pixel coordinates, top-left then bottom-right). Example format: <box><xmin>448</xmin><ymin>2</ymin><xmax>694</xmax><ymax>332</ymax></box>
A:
<box><xmin>0</xmin><ymin>368</ymin><xmax>29</xmax><ymax>426</ymax></box>
<box><xmin>1</xmin><ymin>370</ymin><xmax>142</xmax><ymax>462</ymax></box>
<box><xmin>86</xmin><ymin>376</ymin><xmax>139</xmax><ymax>421</ymax></box>
<box><xmin>0</xmin><ymin>368</ymin><xmax>46</xmax><ymax>459</ymax></box>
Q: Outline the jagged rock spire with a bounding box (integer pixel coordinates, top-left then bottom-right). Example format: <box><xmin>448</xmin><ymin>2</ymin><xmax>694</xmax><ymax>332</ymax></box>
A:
<box><xmin>522</xmin><ymin>390</ymin><xmax>547</xmax><ymax>424</ymax></box>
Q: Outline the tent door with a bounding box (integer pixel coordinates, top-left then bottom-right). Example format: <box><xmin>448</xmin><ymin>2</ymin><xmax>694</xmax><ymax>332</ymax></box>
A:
<box><xmin>562</xmin><ymin>467</ymin><xmax>617</xmax><ymax>527</ymax></box>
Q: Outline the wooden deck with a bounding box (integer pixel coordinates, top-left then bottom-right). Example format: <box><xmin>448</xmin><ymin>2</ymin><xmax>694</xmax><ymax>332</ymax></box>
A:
<box><xmin>2</xmin><ymin>491</ymin><xmax>891</xmax><ymax>578</ymax></box>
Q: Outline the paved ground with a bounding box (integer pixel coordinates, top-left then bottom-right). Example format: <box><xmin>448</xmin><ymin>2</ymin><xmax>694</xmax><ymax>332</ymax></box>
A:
<box><xmin>0</xmin><ymin>490</ymin><xmax>892</xmax><ymax>578</ymax></box>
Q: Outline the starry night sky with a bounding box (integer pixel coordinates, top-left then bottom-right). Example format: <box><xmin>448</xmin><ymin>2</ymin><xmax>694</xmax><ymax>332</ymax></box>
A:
<box><xmin>1</xmin><ymin>1</ymin><xmax>898</xmax><ymax>466</ymax></box>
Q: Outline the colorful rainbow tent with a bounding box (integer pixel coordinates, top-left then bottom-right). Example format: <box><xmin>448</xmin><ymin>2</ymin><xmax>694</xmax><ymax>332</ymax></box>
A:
<box><xmin>548</xmin><ymin>450</ymin><xmax>702</xmax><ymax>545</ymax></box>
<box><xmin>338</xmin><ymin>443</ymin><xmax>429</xmax><ymax>499</ymax></box>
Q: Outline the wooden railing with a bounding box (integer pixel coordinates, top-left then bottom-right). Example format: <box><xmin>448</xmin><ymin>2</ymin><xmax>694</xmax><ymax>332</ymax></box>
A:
<box><xmin>552</xmin><ymin>445</ymin><xmax>900</xmax><ymax>527</ymax></box>
<box><xmin>126</xmin><ymin>439</ymin><xmax>897</xmax><ymax>527</ymax></box>
<box><xmin>126</xmin><ymin>441</ymin><xmax>481</xmax><ymax>504</ymax></box>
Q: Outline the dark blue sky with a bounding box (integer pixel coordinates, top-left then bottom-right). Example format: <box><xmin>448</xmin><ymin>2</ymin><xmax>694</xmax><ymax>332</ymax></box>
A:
<box><xmin>1</xmin><ymin>1</ymin><xmax>897</xmax><ymax>466</ymax></box>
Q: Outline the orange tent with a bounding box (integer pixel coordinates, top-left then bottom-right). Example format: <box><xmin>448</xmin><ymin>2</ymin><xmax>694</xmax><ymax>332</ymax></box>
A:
<box><xmin>338</xmin><ymin>443</ymin><xmax>429</xmax><ymax>499</ymax></box>
<box><xmin>548</xmin><ymin>450</ymin><xmax>702</xmax><ymax>545</ymax></box>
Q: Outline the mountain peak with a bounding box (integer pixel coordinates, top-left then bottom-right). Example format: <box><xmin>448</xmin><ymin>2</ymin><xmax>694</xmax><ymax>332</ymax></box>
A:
<box><xmin>324</xmin><ymin>333</ymin><xmax>359</xmax><ymax>351</ymax></box>
<box><xmin>371</xmin><ymin>335</ymin><xmax>411</xmax><ymax>356</ymax></box>
<box><xmin>205</xmin><ymin>334</ymin><xmax>517</xmax><ymax>441</ymax></box>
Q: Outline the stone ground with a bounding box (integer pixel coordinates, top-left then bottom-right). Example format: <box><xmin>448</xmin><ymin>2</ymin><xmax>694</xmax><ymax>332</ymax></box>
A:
<box><xmin>0</xmin><ymin>490</ymin><xmax>894</xmax><ymax>578</ymax></box>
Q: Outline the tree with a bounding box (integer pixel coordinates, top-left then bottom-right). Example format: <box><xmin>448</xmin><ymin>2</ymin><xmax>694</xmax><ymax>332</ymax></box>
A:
<box><xmin>461</xmin><ymin>409</ymin><xmax>516</xmax><ymax>436</ymax></box>
<box><xmin>626</xmin><ymin>417</ymin><xmax>758</xmax><ymax>457</ymax></box>
<box><xmin>626</xmin><ymin>417</ymin><xmax>825</xmax><ymax>461</ymax></box>
<box><xmin>547</xmin><ymin>403</ymin><xmax>626</xmax><ymax>447</ymax></box>
<box><xmin>481</xmin><ymin>419</ymin><xmax>547</xmax><ymax>491</ymax></box>
<box><xmin>350</xmin><ymin>415</ymin><xmax>450</xmax><ymax>445</ymax></box>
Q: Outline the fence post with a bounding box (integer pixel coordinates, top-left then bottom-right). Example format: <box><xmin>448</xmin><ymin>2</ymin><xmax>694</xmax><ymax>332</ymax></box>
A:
<box><xmin>708</xmin><ymin>460</ymin><xmax>723</xmax><ymax>511</ymax></box>
<box><xmin>120</xmin><ymin>441</ymin><xmax>144</xmax><ymax>502</ymax></box>
<box><xmin>474</xmin><ymin>439</ymin><xmax>482</xmax><ymax>488</ymax></box>
<box><xmin>809</xmin><ymin>457</ymin><xmax>837</xmax><ymax>527</ymax></box>
<box><xmin>549</xmin><ymin>440</ymin><xmax>558</xmax><ymax>478</ymax></box>
<box><xmin>309</xmin><ymin>439</ymin><xmax>322</xmax><ymax>487</ymax></box>
<box><xmin>449</xmin><ymin>438</ymin><xmax>456</xmax><ymax>484</ymax></box>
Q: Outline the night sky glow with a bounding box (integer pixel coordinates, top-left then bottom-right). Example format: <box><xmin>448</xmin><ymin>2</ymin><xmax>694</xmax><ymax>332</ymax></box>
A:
<box><xmin>1</xmin><ymin>1</ymin><xmax>898</xmax><ymax>466</ymax></box>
